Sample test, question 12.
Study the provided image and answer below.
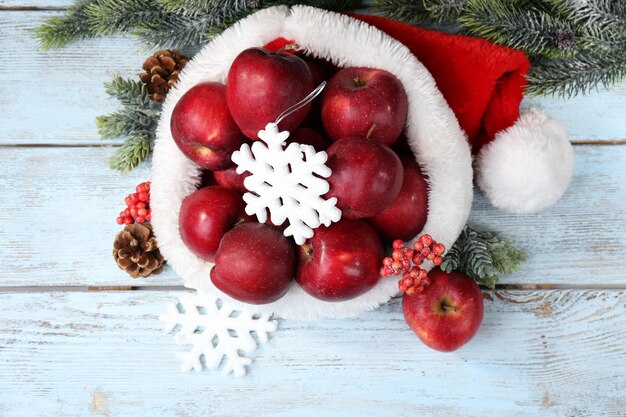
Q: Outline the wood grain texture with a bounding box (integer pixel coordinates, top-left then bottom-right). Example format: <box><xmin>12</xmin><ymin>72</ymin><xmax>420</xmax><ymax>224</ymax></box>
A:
<box><xmin>1</xmin><ymin>145</ymin><xmax>625</xmax><ymax>287</ymax></box>
<box><xmin>0</xmin><ymin>11</ymin><xmax>146</xmax><ymax>145</ymax></box>
<box><xmin>0</xmin><ymin>147</ymin><xmax>180</xmax><ymax>286</ymax></box>
<box><xmin>0</xmin><ymin>0</ymin><xmax>69</xmax><ymax>7</ymax></box>
<box><xmin>0</xmin><ymin>11</ymin><xmax>625</xmax><ymax>145</ymax></box>
<box><xmin>0</xmin><ymin>290</ymin><xmax>624</xmax><ymax>416</ymax></box>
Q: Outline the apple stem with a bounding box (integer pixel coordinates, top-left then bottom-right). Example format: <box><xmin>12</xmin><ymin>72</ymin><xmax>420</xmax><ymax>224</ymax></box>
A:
<box><xmin>366</xmin><ymin>124</ymin><xmax>377</xmax><ymax>139</ymax></box>
<box><xmin>352</xmin><ymin>77</ymin><xmax>365</xmax><ymax>87</ymax></box>
<box><xmin>299</xmin><ymin>242</ymin><xmax>314</xmax><ymax>263</ymax></box>
<box><xmin>277</xmin><ymin>43</ymin><xmax>300</xmax><ymax>54</ymax></box>
<box><xmin>440</xmin><ymin>299</ymin><xmax>458</xmax><ymax>313</ymax></box>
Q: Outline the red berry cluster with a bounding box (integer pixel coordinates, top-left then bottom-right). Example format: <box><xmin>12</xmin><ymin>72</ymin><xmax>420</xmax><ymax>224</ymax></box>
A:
<box><xmin>380</xmin><ymin>234</ymin><xmax>445</xmax><ymax>296</ymax></box>
<box><xmin>116</xmin><ymin>181</ymin><xmax>152</xmax><ymax>225</ymax></box>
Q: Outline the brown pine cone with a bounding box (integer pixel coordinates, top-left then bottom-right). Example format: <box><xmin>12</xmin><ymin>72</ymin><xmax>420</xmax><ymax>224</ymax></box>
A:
<box><xmin>113</xmin><ymin>223</ymin><xmax>165</xmax><ymax>278</ymax></box>
<box><xmin>139</xmin><ymin>49</ymin><xmax>189</xmax><ymax>102</ymax></box>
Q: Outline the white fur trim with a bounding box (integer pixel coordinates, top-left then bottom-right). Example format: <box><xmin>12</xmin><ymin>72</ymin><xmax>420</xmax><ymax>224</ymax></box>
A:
<box><xmin>476</xmin><ymin>109</ymin><xmax>574</xmax><ymax>213</ymax></box>
<box><xmin>151</xmin><ymin>6</ymin><xmax>473</xmax><ymax>319</ymax></box>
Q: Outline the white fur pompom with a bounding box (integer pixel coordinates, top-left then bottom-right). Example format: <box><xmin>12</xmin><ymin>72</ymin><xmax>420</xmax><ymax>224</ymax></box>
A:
<box><xmin>476</xmin><ymin>109</ymin><xmax>574</xmax><ymax>213</ymax></box>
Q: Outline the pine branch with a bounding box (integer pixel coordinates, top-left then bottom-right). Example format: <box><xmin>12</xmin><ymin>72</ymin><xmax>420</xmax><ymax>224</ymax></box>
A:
<box><xmin>109</xmin><ymin>135</ymin><xmax>153</xmax><ymax>172</ymax></box>
<box><xmin>441</xmin><ymin>225</ymin><xmax>526</xmax><ymax>288</ymax></box>
<box><xmin>527</xmin><ymin>48</ymin><xmax>626</xmax><ymax>97</ymax></box>
<box><xmin>86</xmin><ymin>0</ymin><xmax>169</xmax><ymax>36</ymax></box>
<box><xmin>104</xmin><ymin>76</ymin><xmax>151</xmax><ymax>108</ymax></box>
<box><xmin>372</xmin><ymin>0</ymin><xmax>467</xmax><ymax>25</ymax></box>
<box><xmin>133</xmin><ymin>14</ymin><xmax>216</xmax><ymax>49</ymax></box>
<box><xmin>33</xmin><ymin>0</ymin><xmax>98</xmax><ymax>50</ymax></box>
<box><xmin>96</xmin><ymin>108</ymin><xmax>157</xmax><ymax>139</ymax></box>
<box><xmin>460</xmin><ymin>0</ymin><xmax>577</xmax><ymax>58</ymax></box>
<box><xmin>157</xmin><ymin>0</ymin><xmax>251</xmax><ymax>17</ymax></box>
<box><xmin>97</xmin><ymin>75</ymin><xmax>158</xmax><ymax>171</ymax></box>
<box><xmin>548</xmin><ymin>0</ymin><xmax>626</xmax><ymax>30</ymax></box>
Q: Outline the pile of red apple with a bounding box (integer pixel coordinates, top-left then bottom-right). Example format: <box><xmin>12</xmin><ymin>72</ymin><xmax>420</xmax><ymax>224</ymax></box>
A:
<box><xmin>170</xmin><ymin>44</ymin><xmax>483</xmax><ymax>352</ymax></box>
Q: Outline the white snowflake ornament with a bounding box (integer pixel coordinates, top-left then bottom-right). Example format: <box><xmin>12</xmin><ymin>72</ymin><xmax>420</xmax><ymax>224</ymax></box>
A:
<box><xmin>159</xmin><ymin>291</ymin><xmax>277</xmax><ymax>377</ymax></box>
<box><xmin>231</xmin><ymin>122</ymin><xmax>342</xmax><ymax>245</ymax></box>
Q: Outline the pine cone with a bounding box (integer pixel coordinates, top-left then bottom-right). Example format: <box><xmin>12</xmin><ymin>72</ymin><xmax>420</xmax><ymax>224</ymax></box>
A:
<box><xmin>113</xmin><ymin>223</ymin><xmax>165</xmax><ymax>278</ymax></box>
<box><xmin>139</xmin><ymin>50</ymin><xmax>189</xmax><ymax>102</ymax></box>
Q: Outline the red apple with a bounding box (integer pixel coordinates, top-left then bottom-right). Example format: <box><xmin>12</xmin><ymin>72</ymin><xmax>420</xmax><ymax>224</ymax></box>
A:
<box><xmin>368</xmin><ymin>155</ymin><xmax>429</xmax><ymax>242</ymax></box>
<box><xmin>171</xmin><ymin>82</ymin><xmax>245</xmax><ymax>170</ymax></box>
<box><xmin>403</xmin><ymin>268</ymin><xmax>484</xmax><ymax>352</ymax></box>
<box><xmin>325</xmin><ymin>137</ymin><xmax>403</xmax><ymax>219</ymax></box>
<box><xmin>301</xmin><ymin>56</ymin><xmax>337</xmax><ymax>128</ymax></box>
<box><xmin>296</xmin><ymin>219</ymin><xmax>383</xmax><ymax>301</ymax></box>
<box><xmin>179</xmin><ymin>186</ymin><xmax>248</xmax><ymax>261</ymax></box>
<box><xmin>286</xmin><ymin>127</ymin><xmax>328</xmax><ymax>151</ymax></box>
<box><xmin>321</xmin><ymin>67</ymin><xmax>408</xmax><ymax>146</ymax></box>
<box><xmin>213</xmin><ymin>165</ymin><xmax>250</xmax><ymax>194</ymax></box>
<box><xmin>226</xmin><ymin>47</ymin><xmax>313</xmax><ymax>140</ymax></box>
<box><xmin>211</xmin><ymin>223</ymin><xmax>295</xmax><ymax>304</ymax></box>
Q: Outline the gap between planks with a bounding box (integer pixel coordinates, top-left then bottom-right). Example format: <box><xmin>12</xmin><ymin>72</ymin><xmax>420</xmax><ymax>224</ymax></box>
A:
<box><xmin>0</xmin><ymin>283</ymin><xmax>625</xmax><ymax>293</ymax></box>
<box><xmin>0</xmin><ymin>6</ymin><xmax>66</xmax><ymax>11</ymax></box>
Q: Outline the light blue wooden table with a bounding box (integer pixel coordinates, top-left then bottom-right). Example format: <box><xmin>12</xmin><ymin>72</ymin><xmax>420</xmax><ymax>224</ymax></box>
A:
<box><xmin>1</xmin><ymin>2</ymin><xmax>625</xmax><ymax>416</ymax></box>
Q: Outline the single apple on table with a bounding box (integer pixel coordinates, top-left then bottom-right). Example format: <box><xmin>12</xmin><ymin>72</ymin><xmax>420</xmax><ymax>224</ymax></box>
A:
<box><xmin>226</xmin><ymin>47</ymin><xmax>313</xmax><ymax>140</ymax></box>
<box><xmin>296</xmin><ymin>219</ymin><xmax>383</xmax><ymax>301</ymax></box>
<box><xmin>325</xmin><ymin>137</ymin><xmax>403</xmax><ymax>219</ymax></box>
<box><xmin>178</xmin><ymin>186</ymin><xmax>249</xmax><ymax>262</ymax></box>
<box><xmin>170</xmin><ymin>82</ymin><xmax>245</xmax><ymax>170</ymax></box>
<box><xmin>368</xmin><ymin>155</ymin><xmax>429</xmax><ymax>242</ymax></box>
<box><xmin>321</xmin><ymin>67</ymin><xmax>408</xmax><ymax>146</ymax></box>
<box><xmin>403</xmin><ymin>268</ymin><xmax>484</xmax><ymax>352</ymax></box>
<box><xmin>211</xmin><ymin>223</ymin><xmax>295</xmax><ymax>304</ymax></box>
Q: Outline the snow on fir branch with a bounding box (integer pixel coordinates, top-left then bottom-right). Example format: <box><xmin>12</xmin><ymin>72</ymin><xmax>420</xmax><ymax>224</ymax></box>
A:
<box><xmin>372</xmin><ymin>0</ymin><xmax>626</xmax><ymax>97</ymax></box>
<box><xmin>96</xmin><ymin>76</ymin><xmax>160</xmax><ymax>172</ymax></box>
<box><xmin>35</xmin><ymin>0</ymin><xmax>362</xmax><ymax>50</ymax></box>
<box><xmin>440</xmin><ymin>225</ymin><xmax>526</xmax><ymax>289</ymax></box>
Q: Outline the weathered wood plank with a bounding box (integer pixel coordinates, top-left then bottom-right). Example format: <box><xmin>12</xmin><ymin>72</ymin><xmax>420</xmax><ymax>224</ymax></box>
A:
<box><xmin>0</xmin><ymin>147</ymin><xmax>180</xmax><ymax>285</ymax></box>
<box><xmin>469</xmin><ymin>145</ymin><xmax>626</xmax><ymax>286</ymax></box>
<box><xmin>1</xmin><ymin>11</ymin><xmax>625</xmax><ymax>145</ymax></box>
<box><xmin>0</xmin><ymin>290</ymin><xmax>624</xmax><ymax>416</ymax></box>
<box><xmin>1</xmin><ymin>145</ymin><xmax>625</xmax><ymax>287</ymax></box>
<box><xmin>0</xmin><ymin>11</ymin><xmax>146</xmax><ymax>145</ymax></box>
<box><xmin>0</xmin><ymin>0</ymin><xmax>69</xmax><ymax>7</ymax></box>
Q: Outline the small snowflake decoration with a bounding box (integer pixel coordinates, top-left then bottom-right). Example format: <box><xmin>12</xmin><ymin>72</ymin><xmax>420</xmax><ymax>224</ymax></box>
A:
<box><xmin>159</xmin><ymin>291</ymin><xmax>277</xmax><ymax>377</ymax></box>
<box><xmin>231</xmin><ymin>122</ymin><xmax>342</xmax><ymax>245</ymax></box>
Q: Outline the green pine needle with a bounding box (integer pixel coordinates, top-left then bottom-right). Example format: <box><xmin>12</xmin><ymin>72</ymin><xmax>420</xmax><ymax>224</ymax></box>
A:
<box><xmin>441</xmin><ymin>225</ymin><xmax>526</xmax><ymax>288</ymax></box>
<box><xmin>108</xmin><ymin>135</ymin><xmax>153</xmax><ymax>172</ymax></box>
<box><xmin>86</xmin><ymin>0</ymin><xmax>169</xmax><ymax>36</ymax></box>
<box><xmin>372</xmin><ymin>0</ymin><xmax>467</xmax><ymax>25</ymax></box>
<box><xmin>33</xmin><ymin>0</ymin><xmax>97</xmax><ymax>50</ymax></box>
<box><xmin>96</xmin><ymin>108</ymin><xmax>157</xmax><ymax>139</ymax></box>
<box><xmin>96</xmin><ymin>75</ymin><xmax>159</xmax><ymax>171</ymax></box>
<box><xmin>527</xmin><ymin>48</ymin><xmax>626</xmax><ymax>97</ymax></box>
<box><xmin>104</xmin><ymin>76</ymin><xmax>151</xmax><ymax>108</ymax></box>
<box><xmin>157</xmin><ymin>0</ymin><xmax>250</xmax><ymax>17</ymax></box>
<box><xmin>460</xmin><ymin>0</ymin><xmax>576</xmax><ymax>59</ymax></box>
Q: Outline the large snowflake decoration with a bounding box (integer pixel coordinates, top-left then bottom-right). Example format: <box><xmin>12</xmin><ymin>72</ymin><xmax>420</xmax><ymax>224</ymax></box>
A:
<box><xmin>231</xmin><ymin>122</ymin><xmax>342</xmax><ymax>244</ymax></box>
<box><xmin>159</xmin><ymin>291</ymin><xmax>277</xmax><ymax>377</ymax></box>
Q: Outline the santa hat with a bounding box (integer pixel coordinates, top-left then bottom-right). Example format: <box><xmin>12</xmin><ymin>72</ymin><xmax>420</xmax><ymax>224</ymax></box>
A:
<box><xmin>352</xmin><ymin>14</ymin><xmax>575</xmax><ymax>213</ymax></box>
